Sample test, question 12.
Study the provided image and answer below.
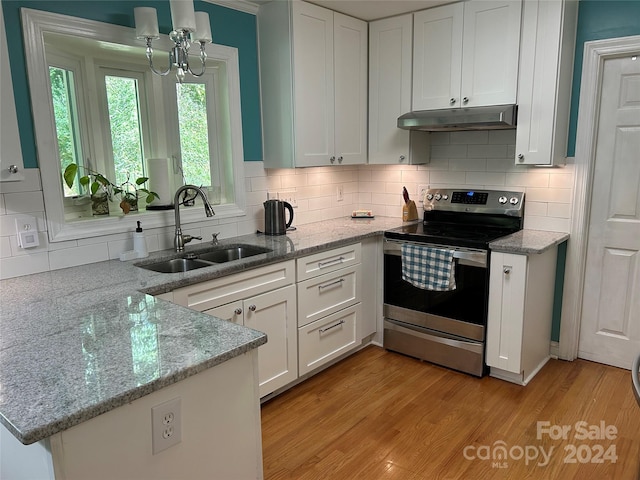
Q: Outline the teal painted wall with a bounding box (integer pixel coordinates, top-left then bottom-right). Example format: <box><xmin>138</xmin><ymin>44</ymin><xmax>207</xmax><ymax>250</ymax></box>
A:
<box><xmin>2</xmin><ymin>0</ymin><xmax>262</xmax><ymax>168</ymax></box>
<box><xmin>567</xmin><ymin>0</ymin><xmax>640</xmax><ymax>156</ymax></box>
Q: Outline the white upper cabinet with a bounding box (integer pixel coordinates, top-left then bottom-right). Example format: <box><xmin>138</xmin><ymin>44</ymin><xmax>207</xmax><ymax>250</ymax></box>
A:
<box><xmin>333</xmin><ymin>12</ymin><xmax>368</xmax><ymax>165</ymax></box>
<box><xmin>412</xmin><ymin>0</ymin><xmax>522</xmax><ymax>111</ymax></box>
<box><xmin>369</xmin><ymin>15</ymin><xmax>412</xmax><ymax>165</ymax></box>
<box><xmin>0</xmin><ymin>4</ymin><xmax>25</xmax><ymax>182</ymax></box>
<box><xmin>259</xmin><ymin>1</ymin><xmax>367</xmax><ymax>168</ymax></box>
<box><xmin>515</xmin><ymin>0</ymin><xmax>578</xmax><ymax>165</ymax></box>
<box><xmin>369</xmin><ymin>15</ymin><xmax>429</xmax><ymax>165</ymax></box>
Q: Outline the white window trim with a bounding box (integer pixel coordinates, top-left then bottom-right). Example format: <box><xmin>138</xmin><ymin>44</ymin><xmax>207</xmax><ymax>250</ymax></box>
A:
<box><xmin>22</xmin><ymin>8</ymin><xmax>246</xmax><ymax>242</ymax></box>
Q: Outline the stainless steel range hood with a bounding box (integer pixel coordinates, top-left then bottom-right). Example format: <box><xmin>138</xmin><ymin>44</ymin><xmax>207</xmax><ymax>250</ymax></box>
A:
<box><xmin>397</xmin><ymin>104</ymin><xmax>517</xmax><ymax>132</ymax></box>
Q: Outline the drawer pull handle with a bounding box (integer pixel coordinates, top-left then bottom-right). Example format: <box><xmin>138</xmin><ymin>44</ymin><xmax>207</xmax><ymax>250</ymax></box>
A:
<box><xmin>319</xmin><ymin>319</ymin><xmax>345</xmax><ymax>334</ymax></box>
<box><xmin>234</xmin><ymin>308</ymin><xmax>243</xmax><ymax>315</ymax></box>
<box><xmin>248</xmin><ymin>304</ymin><xmax>257</xmax><ymax>312</ymax></box>
<box><xmin>503</xmin><ymin>267</ymin><xmax>511</xmax><ymax>275</ymax></box>
<box><xmin>318</xmin><ymin>256</ymin><xmax>345</xmax><ymax>268</ymax></box>
<box><xmin>318</xmin><ymin>278</ymin><xmax>344</xmax><ymax>290</ymax></box>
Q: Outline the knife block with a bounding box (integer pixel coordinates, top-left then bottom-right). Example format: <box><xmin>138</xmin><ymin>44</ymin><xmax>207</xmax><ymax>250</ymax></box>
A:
<box><xmin>402</xmin><ymin>201</ymin><xmax>419</xmax><ymax>221</ymax></box>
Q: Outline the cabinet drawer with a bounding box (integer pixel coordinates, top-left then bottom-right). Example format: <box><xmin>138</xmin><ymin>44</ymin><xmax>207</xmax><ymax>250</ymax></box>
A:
<box><xmin>298</xmin><ymin>304</ymin><xmax>360</xmax><ymax>376</ymax></box>
<box><xmin>172</xmin><ymin>260</ymin><xmax>295</xmax><ymax>312</ymax></box>
<box><xmin>297</xmin><ymin>264</ymin><xmax>361</xmax><ymax>327</ymax></box>
<box><xmin>296</xmin><ymin>243</ymin><xmax>361</xmax><ymax>281</ymax></box>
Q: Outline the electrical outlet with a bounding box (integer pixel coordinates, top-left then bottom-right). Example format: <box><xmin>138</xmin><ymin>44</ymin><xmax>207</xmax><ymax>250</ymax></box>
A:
<box><xmin>336</xmin><ymin>185</ymin><xmax>344</xmax><ymax>202</ymax></box>
<box><xmin>279</xmin><ymin>191</ymin><xmax>298</xmax><ymax>208</ymax></box>
<box><xmin>418</xmin><ymin>184</ymin><xmax>430</xmax><ymax>203</ymax></box>
<box><xmin>151</xmin><ymin>397</ymin><xmax>182</xmax><ymax>455</ymax></box>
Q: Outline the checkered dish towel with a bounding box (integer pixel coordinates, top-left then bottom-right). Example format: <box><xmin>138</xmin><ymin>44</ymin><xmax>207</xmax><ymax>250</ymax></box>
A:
<box><xmin>401</xmin><ymin>244</ymin><xmax>456</xmax><ymax>291</ymax></box>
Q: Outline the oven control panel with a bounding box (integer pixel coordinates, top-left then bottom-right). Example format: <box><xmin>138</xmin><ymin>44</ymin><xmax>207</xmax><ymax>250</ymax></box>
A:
<box><xmin>423</xmin><ymin>188</ymin><xmax>524</xmax><ymax>215</ymax></box>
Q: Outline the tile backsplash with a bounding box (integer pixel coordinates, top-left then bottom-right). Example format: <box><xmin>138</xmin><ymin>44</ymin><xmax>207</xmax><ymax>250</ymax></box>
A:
<box><xmin>0</xmin><ymin>130</ymin><xmax>574</xmax><ymax>279</ymax></box>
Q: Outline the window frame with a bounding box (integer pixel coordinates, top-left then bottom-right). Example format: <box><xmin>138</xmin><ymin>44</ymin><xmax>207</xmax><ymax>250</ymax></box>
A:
<box><xmin>22</xmin><ymin>8</ymin><xmax>246</xmax><ymax>243</ymax></box>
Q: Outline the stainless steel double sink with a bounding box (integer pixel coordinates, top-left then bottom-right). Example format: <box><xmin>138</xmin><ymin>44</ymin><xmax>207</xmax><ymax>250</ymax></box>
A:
<box><xmin>138</xmin><ymin>244</ymin><xmax>272</xmax><ymax>273</ymax></box>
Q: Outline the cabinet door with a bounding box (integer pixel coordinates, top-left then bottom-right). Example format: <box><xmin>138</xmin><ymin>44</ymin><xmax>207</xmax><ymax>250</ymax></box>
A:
<box><xmin>244</xmin><ymin>285</ymin><xmax>297</xmax><ymax>397</ymax></box>
<box><xmin>203</xmin><ymin>301</ymin><xmax>244</xmax><ymax>325</ymax></box>
<box><xmin>486</xmin><ymin>252</ymin><xmax>527</xmax><ymax>373</ymax></box>
<box><xmin>412</xmin><ymin>3</ymin><xmax>463</xmax><ymax>111</ymax></box>
<box><xmin>461</xmin><ymin>0</ymin><xmax>521</xmax><ymax>108</ymax></box>
<box><xmin>369</xmin><ymin>15</ymin><xmax>412</xmax><ymax>165</ymax></box>
<box><xmin>0</xmin><ymin>5</ymin><xmax>25</xmax><ymax>182</ymax></box>
<box><xmin>334</xmin><ymin>12</ymin><xmax>367</xmax><ymax>165</ymax></box>
<box><xmin>515</xmin><ymin>0</ymin><xmax>577</xmax><ymax>165</ymax></box>
<box><xmin>292</xmin><ymin>1</ymin><xmax>335</xmax><ymax>167</ymax></box>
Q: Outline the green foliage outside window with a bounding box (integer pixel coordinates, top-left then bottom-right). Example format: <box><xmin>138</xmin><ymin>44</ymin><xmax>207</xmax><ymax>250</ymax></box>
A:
<box><xmin>177</xmin><ymin>83</ymin><xmax>211</xmax><ymax>187</ymax></box>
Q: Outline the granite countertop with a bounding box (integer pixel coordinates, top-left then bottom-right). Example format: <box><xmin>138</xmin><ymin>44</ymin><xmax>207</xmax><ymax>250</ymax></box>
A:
<box><xmin>0</xmin><ymin>216</ymin><xmax>403</xmax><ymax>445</ymax></box>
<box><xmin>489</xmin><ymin>229</ymin><xmax>569</xmax><ymax>254</ymax></box>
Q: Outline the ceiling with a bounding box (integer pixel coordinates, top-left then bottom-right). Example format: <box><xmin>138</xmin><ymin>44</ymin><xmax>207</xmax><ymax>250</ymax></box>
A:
<box><xmin>251</xmin><ymin>0</ymin><xmax>456</xmax><ymax>21</ymax></box>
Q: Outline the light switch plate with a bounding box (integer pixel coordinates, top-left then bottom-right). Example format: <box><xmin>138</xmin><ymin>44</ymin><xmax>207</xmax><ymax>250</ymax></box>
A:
<box><xmin>15</xmin><ymin>216</ymin><xmax>39</xmax><ymax>248</ymax></box>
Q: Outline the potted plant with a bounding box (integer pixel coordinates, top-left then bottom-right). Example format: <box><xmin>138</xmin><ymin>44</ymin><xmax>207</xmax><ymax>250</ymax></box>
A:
<box><xmin>63</xmin><ymin>164</ymin><xmax>114</xmax><ymax>216</ymax></box>
<box><xmin>112</xmin><ymin>173</ymin><xmax>159</xmax><ymax>214</ymax></box>
<box><xmin>63</xmin><ymin>164</ymin><xmax>159</xmax><ymax>215</ymax></box>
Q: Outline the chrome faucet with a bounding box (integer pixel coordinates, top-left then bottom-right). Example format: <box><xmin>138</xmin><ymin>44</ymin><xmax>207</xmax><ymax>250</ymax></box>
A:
<box><xmin>174</xmin><ymin>185</ymin><xmax>215</xmax><ymax>251</ymax></box>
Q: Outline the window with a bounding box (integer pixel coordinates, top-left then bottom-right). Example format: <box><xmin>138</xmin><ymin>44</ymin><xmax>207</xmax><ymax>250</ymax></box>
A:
<box><xmin>50</xmin><ymin>66</ymin><xmax>84</xmax><ymax>197</ymax></box>
<box><xmin>176</xmin><ymin>82</ymin><xmax>211</xmax><ymax>187</ymax></box>
<box><xmin>25</xmin><ymin>10</ymin><xmax>246</xmax><ymax>242</ymax></box>
<box><xmin>104</xmin><ymin>74</ymin><xmax>147</xmax><ymax>186</ymax></box>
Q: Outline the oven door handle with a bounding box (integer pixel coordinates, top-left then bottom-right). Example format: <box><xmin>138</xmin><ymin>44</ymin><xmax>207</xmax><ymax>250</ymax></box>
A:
<box><xmin>383</xmin><ymin>239</ymin><xmax>487</xmax><ymax>268</ymax></box>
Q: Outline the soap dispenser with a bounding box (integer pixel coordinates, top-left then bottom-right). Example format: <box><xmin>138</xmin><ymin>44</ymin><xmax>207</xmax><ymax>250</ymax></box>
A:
<box><xmin>133</xmin><ymin>221</ymin><xmax>148</xmax><ymax>258</ymax></box>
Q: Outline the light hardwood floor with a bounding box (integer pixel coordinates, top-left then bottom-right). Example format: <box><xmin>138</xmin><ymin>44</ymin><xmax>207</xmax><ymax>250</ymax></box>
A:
<box><xmin>261</xmin><ymin>346</ymin><xmax>640</xmax><ymax>479</ymax></box>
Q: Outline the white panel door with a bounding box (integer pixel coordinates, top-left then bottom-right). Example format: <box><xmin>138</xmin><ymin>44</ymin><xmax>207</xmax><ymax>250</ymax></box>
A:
<box><xmin>461</xmin><ymin>0</ymin><xmax>521</xmax><ymax>107</ymax></box>
<box><xmin>412</xmin><ymin>3</ymin><xmax>463</xmax><ymax>110</ymax></box>
<box><xmin>292</xmin><ymin>1</ymin><xmax>334</xmax><ymax>167</ymax></box>
<box><xmin>244</xmin><ymin>284</ymin><xmax>297</xmax><ymax>397</ymax></box>
<box><xmin>333</xmin><ymin>12</ymin><xmax>367</xmax><ymax>165</ymax></box>
<box><xmin>368</xmin><ymin>15</ymin><xmax>412</xmax><ymax>165</ymax></box>
<box><xmin>578</xmin><ymin>54</ymin><xmax>640</xmax><ymax>369</ymax></box>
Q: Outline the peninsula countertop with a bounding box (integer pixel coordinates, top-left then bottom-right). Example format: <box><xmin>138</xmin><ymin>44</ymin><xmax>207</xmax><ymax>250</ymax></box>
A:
<box><xmin>0</xmin><ymin>216</ymin><xmax>403</xmax><ymax>445</ymax></box>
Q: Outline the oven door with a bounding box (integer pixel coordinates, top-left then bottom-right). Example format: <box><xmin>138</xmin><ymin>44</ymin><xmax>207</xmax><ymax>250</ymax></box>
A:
<box><xmin>383</xmin><ymin>239</ymin><xmax>488</xmax><ymax>342</ymax></box>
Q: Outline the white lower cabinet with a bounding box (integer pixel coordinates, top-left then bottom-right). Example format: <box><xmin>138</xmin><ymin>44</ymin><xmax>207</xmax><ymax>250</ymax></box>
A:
<box><xmin>170</xmin><ymin>242</ymin><xmax>375</xmax><ymax>397</ymax></box>
<box><xmin>486</xmin><ymin>247</ymin><xmax>558</xmax><ymax>385</ymax></box>
<box><xmin>244</xmin><ymin>285</ymin><xmax>297</xmax><ymax>397</ymax></box>
<box><xmin>297</xmin><ymin>264</ymin><xmax>360</xmax><ymax>327</ymax></box>
<box><xmin>173</xmin><ymin>261</ymin><xmax>297</xmax><ymax>398</ymax></box>
<box><xmin>203</xmin><ymin>285</ymin><xmax>298</xmax><ymax>398</ymax></box>
<box><xmin>296</xmin><ymin>243</ymin><xmax>363</xmax><ymax>376</ymax></box>
<box><xmin>299</xmin><ymin>304</ymin><xmax>360</xmax><ymax>376</ymax></box>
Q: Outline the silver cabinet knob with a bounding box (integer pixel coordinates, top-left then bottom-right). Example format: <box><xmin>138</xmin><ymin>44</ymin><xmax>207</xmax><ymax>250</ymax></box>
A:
<box><xmin>337</xmin><ymin>156</ymin><xmax>343</xmax><ymax>163</ymax></box>
<box><xmin>234</xmin><ymin>308</ymin><xmax>243</xmax><ymax>315</ymax></box>
<box><xmin>449</xmin><ymin>98</ymin><xmax>456</xmax><ymax>105</ymax></box>
<box><xmin>463</xmin><ymin>97</ymin><xmax>469</xmax><ymax>104</ymax></box>
<box><xmin>330</xmin><ymin>156</ymin><xmax>336</xmax><ymax>164</ymax></box>
<box><xmin>248</xmin><ymin>304</ymin><xmax>257</xmax><ymax>312</ymax></box>
<box><xmin>8</xmin><ymin>165</ymin><xmax>19</xmax><ymax>174</ymax></box>
<box><xmin>399</xmin><ymin>155</ymin><xmax>406</xmax><ymax>162</ymax></box>
<box><xmin>503</xmin><ymin>267</ymin><xmax>511</xmax><ymax>275</ymax></box>
<box><xmin>517</xmin><ymin>153</ymin><xmax>524</xmax><ymax>161</ymax></box>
